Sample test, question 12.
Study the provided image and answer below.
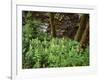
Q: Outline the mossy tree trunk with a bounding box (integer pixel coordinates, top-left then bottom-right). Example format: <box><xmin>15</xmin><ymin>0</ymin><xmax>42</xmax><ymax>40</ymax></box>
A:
<box><xmin>74</xmin><ymin>14</ymin><xmax>89</xmax><ymax>41</ymax></box>
<box><xmin>49</xmin><ymin>13</ymin><xmax>56</xmax><ymax>37</ymax></box>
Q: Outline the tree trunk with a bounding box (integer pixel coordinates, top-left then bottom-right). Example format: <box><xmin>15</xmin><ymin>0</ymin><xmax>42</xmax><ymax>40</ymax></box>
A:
<box><xmin>49</xmin><ymin>13</ymin><xmax>56</xmax><ymax>37</ymax></box>
<box><xmin>74</xmin><ymin>14</ymin><xmax>89</xmax><ymax>41</ymax></box>
<box><xmin>80</xmin><ymin>21</ymin><xmax>89</xmax><ymax>48</ymax></box>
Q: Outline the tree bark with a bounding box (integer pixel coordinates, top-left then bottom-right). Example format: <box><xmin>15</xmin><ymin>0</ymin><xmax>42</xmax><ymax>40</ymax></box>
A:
<box><xmin>80</xmin><ymin>21</ymin><xmax>89</xmax><ymax>48</ymax></box>
<box><xmin>49</xmin><ymin>13</ymin><xmax>56</xmax><ymax>37</ymax></box>
<box><xmin>74</xmin><ymin>14</ymin><xmax>89</xmax><ymax>41</ymax></box>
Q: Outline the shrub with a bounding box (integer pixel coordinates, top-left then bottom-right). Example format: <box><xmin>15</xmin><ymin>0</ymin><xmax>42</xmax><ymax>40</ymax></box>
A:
<box><xmin>23</xmin><ymin>38</ymin><xmax>89</xmax><ymax>68</ymax></box>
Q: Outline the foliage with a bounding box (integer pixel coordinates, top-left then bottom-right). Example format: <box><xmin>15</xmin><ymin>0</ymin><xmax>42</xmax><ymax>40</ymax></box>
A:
<box><xmin>23</xmin><ymin>37</ymin><xmax>89</xmax><ymax>68</ymax></box>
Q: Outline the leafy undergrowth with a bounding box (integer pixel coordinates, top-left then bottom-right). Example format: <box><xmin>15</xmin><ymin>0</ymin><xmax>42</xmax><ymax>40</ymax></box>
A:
<box><xmin>22</xmin><ymin>37</ymin><xmax>89</xmax><ymax>69</ymax></box>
